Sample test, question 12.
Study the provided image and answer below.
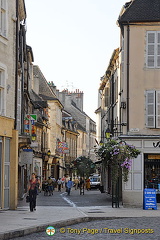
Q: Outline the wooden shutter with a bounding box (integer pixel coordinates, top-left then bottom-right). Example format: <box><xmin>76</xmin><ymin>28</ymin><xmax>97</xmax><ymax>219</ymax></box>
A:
<box><xmin>146</xmin><ymin>91</ymin><xmax>155</xmax><ymax>128</ymax></box>
<box><xmin>147</xmin><ymin>32</ymin><xmax>156</xmax><ymax>68</ymax></box>
<box><xmin>156</xmin><ymin>91</ymin><xmax>160</xmax><ymax>128</ymax></box>
<box><xmin>105</xmin><ymin>87</ymin><xmax>109</xmax><ymax>107</ymax></box>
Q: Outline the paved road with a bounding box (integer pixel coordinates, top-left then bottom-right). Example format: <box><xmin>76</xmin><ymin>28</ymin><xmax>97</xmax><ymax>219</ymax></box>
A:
<box><xmin>18</xmin><ymin>188</ymin><xmax>112</xmax><ymax>208</ymax></box>
<box><xmin>12</xmin><ymin>217</ymin><xmax>160</xmax><ymax>240</ymax></box>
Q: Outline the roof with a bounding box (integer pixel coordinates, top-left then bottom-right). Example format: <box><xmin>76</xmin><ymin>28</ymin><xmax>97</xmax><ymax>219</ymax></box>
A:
<box><xmin>118</xmin><ymin>0</ymin><xmax>160</xmax><ymax>24</ymax></box>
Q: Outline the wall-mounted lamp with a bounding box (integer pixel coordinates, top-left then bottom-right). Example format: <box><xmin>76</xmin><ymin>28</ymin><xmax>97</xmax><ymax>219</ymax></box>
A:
<box><xmin>47</xmin><ymin>150</ymin><xmax>51</xmax><ymax>156</ymax></box>
<box><xmin>105</xmin><ymin>128</ymin><xmax>111</xmax><ymax>139</ymax></box>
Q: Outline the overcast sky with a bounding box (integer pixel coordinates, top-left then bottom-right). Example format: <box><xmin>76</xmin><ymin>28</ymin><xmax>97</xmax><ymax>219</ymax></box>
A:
<box><xmin>25</xmin><ymin>0</ymin><xmax>126</xmax><ymax>121</ymax></box>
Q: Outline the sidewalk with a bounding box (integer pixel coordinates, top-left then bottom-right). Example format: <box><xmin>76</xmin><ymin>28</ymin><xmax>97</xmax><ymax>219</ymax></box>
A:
<box><xmin>0</xmin><ymin>189</ymin><xmax>160</xmax><ymax>239</ymax></box>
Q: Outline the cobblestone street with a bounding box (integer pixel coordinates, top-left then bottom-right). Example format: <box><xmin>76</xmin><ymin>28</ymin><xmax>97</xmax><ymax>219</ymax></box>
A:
<box><xmin>12</xmin><ymin>217</ymin><xmax>160</xmax><ymax>240</ymax></box>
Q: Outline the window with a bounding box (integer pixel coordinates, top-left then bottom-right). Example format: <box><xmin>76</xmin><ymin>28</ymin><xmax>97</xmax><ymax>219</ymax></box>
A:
<box><xmin>146</xmin><ymin>31</ymin><xmax>160</xmax><ymax>68</ymax></box>
<box><xmin>0</xmin><ymin>69</ymin><xmax>5</xmax><ymax>115</ymax></box>
<box><xmin>0</xmin><ymin>0</ymin><xmax>7</xmax><ymax>37</ymax></box>
<box><xmin>146</xmin><ymin>90</ymin><xmax>160</xmax><ymax>128</ymax></box>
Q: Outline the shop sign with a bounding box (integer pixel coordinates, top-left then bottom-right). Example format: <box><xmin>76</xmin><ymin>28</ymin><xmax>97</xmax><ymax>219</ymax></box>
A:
<box><xmin>57</xmin><ymin>142</ymin><xmax>69</xmax><ymax>154</ymax></box>
<box><xmin>143</xmin><ymin>188</ymin><xmax>157</xmax><ymax>210</ymax></box>
<box><xmin>148</xmin><ymin>155</ymin><xmax>160</xmax><ymax>160</ymax></box>
<box><xmin>20</xmin><ymin>149</ymin><xmax>33</xmax><ymax>165</ymax></box>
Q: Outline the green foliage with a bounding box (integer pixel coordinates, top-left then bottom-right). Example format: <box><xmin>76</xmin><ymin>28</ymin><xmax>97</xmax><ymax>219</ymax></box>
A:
<box><xmin>96</xmin><ymin>139</ymin><xmax>141</xmax><ymax>185</ymax></box>
<box><xmin>73</xmin><ymin>156</ymin><xmax>95</xmax><ymax>178</ymax></box>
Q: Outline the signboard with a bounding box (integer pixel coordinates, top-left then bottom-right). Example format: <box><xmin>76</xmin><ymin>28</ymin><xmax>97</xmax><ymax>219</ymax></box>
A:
<box><xmin>143</xmin><ymin>188</ymin><xmax>157</xmax><ymax>210</ymax></box>
<box><xmin>20</xmin><ymin>149</ymin><xmax>33</xmax><ymax>165</ymax></box>
<box><xmin>25</xmin><ymin>114</ymin><xmax>37</xmax><ymax>122</ymax></box>
<box><xmin>57</xmin><ymin>142</ymin><xmax>69</xmax><ymax>154</ymax></box>
<box><xmin>24</xmin><ymin>114</ymin><xmax>37</xmax><ymax>140</ymax></box>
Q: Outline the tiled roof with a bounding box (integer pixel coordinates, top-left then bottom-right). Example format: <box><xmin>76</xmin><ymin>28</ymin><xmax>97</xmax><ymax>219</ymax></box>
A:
<box><xmin>118</xmin><ymin>0</ymin><xmax>160</xmax><ymax>24</ymax></box>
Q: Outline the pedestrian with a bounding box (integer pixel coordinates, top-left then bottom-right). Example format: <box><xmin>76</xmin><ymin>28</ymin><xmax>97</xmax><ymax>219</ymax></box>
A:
<box><xmin>47</xmin><ymin>177</ymin><xmax>53</xmax><ymax>196</ymax></box>
<box><xmin>57</xmin><ymin>178</ymin><xmax>62</xmax><ymax>192</ymax></box>
<box><xmin>74</xmin><ymin>178</ymin><xmax>79</xmax><ymax>190</ymax></box>
<box><xmin>28</xmin><ymin>173</ymin><xmax>40</xmax><ymax>212</ymax></box>
<box><xmin>65</xmin><ymin>175</ymin><xmax>70</xmax><ymax>192</ymax></box>
<box><xmin>67</xmin><ymin>178</ymin><xmax>73</xmax><ymax>195</ymax></box>
<box><xmin>86</xmin><ymin>178</ymin><xmax>91</xmax><ymax>190</ymax></box>
<box><xmin>79</xmin><ymin>177</ymin><xmax>84</xmax><ymax>195</ymax></box>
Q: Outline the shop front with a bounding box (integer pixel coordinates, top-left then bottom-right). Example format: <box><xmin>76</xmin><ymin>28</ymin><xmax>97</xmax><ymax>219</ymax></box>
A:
<box><xmin>144</xmin><ymin>154</ymin><xmax>160</xmax><ymax>203</ymax></box>
<box><xmin>120</xmin><ymin>136</ymin><xmax>160</xmax><ymax>207</ymax></box>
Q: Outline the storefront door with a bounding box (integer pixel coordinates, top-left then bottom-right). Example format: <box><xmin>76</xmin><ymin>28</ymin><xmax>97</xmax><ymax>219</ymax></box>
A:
<box><xmin>0</xmin><ymin>138</ymin><xmax>2</xmax><ymax>208</ymax></box>
<box><xmin>4</xmin><ymin>138</ymin><xmax>10</xmax><ymax>209</ymax></box>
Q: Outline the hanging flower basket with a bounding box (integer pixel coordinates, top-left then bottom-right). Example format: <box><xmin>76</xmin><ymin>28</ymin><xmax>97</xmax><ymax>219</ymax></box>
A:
<box><xmin>96</xmin><ymin>139</ymin><xmax>141</xmax><ymax>185</ymax></box>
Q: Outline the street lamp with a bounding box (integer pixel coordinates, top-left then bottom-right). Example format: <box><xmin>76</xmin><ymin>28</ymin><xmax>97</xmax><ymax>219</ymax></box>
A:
<box><xmin>105</xmin><ymin>128</ymin><xmax>111</xmax><ymax>140</ymax></box>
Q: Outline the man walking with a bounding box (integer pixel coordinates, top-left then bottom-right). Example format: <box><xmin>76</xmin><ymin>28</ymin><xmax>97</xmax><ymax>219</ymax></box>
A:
<box><xmin>67</xmin><ymin>178</ymin><xmax>73</xmax><ymax>196</ymax></box>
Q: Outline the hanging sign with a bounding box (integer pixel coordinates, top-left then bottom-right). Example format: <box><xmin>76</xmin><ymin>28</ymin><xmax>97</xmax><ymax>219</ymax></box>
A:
<box><xmin>143</xmin><ymin>188</ymin><xmax>157</xmax><ymax>210</ymax></box>
<box><xmin>57</xmin><ymin>142</ymin><xmax>69</xmax><ymax>154</ymax></box>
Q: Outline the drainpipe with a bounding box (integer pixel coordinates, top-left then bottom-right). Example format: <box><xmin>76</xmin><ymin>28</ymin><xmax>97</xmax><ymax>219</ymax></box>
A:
<box><xmin>14</xmin><ymin>0</ymin><xmax>18</xmax><ymax>130</ymax></box>
<box><xmin>127</xmin><ymin>23</ymin><xmax>130</xmax><ymax>133</ymax></box>
<box><xmin>111</xmin><ymin>74</ymin><xmax>114</xmax><ymax>136</ymax></box>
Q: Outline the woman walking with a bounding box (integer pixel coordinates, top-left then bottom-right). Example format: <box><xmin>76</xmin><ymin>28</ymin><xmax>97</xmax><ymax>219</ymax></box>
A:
<box><xmin>28</xmin><ymin>173</ymin><xmax>40</xmax><ymax>212</ymax></box>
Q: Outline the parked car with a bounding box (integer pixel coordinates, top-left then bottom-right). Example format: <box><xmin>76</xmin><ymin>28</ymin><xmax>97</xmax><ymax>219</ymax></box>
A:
<box><xmin>89</xmin><ymin>175</ymin><xmax>100</xmax><ymax>189</ymax></box>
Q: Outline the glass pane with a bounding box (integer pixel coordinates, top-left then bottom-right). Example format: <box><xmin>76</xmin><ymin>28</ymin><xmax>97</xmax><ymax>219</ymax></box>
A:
<box><xmin>147</xmin><ymin>56</ymin><xmax>154</xmax><ymax>67</ymax></box>
<box><xmin>148</xmin><ymin>92</ymin><xmax>154</xmax><ymax>103</ymax></box>
<box><xmin>158</xmin><ymin>33</ymin><xmax>160</xmax><ymax>43</ymax></box>
<box><xmin>157</xmin><ymin>56</ymin><xmax>160</xmax><ymax>67</ymax></box>
<box><xmin>4</xmin><ymin>165</ymin><xmax>9</xmax><ymax>187</ymax></box>
<box><xmin>158</xmin><ymin>45</ymin><xmax>160</xmax><ymax>55</ymax></box>
<box><xmin>147</xmin><ymin>116</ymin><xmax>154</xmax><ymax>127</ymax></box>
<box><xmin>148</xmin><ymin>105</ymin><xmax>154</xmax><ymax>115</ymax></box>
<box><xmin>148</xmin><ymin>45</ymin><xmax>154</xmax><ymax>55</ymax></box>
<box><xmin>5</xmin><ymin>138</ymin><xmax>10</xmax><ymax>163</ymax></box>
<box><xmin>148</xmin><ymin>33</ymin><xmax>155</xmax><ymax>43</ymax></box>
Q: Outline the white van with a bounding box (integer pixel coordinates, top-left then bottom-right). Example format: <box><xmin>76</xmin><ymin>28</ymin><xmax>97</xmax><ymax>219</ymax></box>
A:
<box><xmin>89</xmin><ymin>175</ymin><xmax>101</xmax><ymax>189</ymax></box>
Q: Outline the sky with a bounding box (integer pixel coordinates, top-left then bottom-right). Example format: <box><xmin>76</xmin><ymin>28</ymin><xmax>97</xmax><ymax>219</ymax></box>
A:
<box><xmin>25</xmin><ymin>0</ymin><xmax>126</xmax><ymax>121</ymax></box>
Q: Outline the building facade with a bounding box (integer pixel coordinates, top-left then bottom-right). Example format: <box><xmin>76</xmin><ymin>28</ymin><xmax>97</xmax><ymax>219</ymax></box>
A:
<box><xmin>98</xmin><ymin>0</ymin><xmax>160</xmax><ymax>207</ymax></box>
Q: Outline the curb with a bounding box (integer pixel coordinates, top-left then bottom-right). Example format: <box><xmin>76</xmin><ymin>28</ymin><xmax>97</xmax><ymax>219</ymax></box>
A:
<box><xmin>0</xmin><ymin>216</ymin><xmax>127</xmax><ymax>239</ymax></box>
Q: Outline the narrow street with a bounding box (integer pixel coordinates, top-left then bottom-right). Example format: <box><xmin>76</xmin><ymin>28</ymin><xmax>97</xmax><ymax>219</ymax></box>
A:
<box><xmin>18</xmin><ymin>187</ymin><xmax>112</xmax><ymax>208</ymax></box>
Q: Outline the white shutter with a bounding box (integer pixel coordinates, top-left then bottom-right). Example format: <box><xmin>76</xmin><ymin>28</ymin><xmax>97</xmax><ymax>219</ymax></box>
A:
<box><xmin>157</xmin><ymin>32</ymin><xmax>160</xmax><ymax>67</ymax></box>
<box><xmin>156</xmin><ymin>91</ymin><xmax>160</xmax><ymax>128</ymax></box>
<box><xmin>147</xmin><ymin>32</ymin><xmax>156</xmax><ymax>68</ymax></box>
<box><xmin>0</xmin><ymin>1</ymin><xmax>1</xmax><ymax>34</ymax></box>
<box><xmin>146</xmin><ymin>91</ymin><xmax>155</xmax><ymax>128</ymax></box>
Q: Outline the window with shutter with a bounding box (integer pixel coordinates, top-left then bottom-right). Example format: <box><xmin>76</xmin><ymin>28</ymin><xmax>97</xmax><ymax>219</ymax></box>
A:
<box><xmin>146</xmin><ymin>31</ymin><xmax>160</xmax><ymax>68</ymax></box>
<box><xmin>146</xmin><ymin>91</ymin><xmax>155</xmax><ymax>128</ymax></box>
<box><xmin>147</xmin><ymin>32</ymin><xmax>155</xmax><ymax>68</ymax></box>
<box><xmin>157</xmin><ymin>33</ymin><xmax>160</xmax><ymax>67</ymax></box>
<box><xmin>156</xmin><ymin>91</ymin><xmax>160</xmax><ymax>128</ymax></box>
<box><xmin>0</xmin><ymin>0</ymin><xmax>7</xmax><ymax>38</ymax></box>
<box><xmin>17</xmin><ymin>80</ymin><xmax>21</xmax><ymax>132</ymax></box>
<box><xmin>0</xmin><ymin>69</ymin><xmax>5</xmax><ymax>116</ymax></box>
<box><xmin>146</xmin><ymin>90</ymin><xmax>160</xmax><ymax>128</ymax></box>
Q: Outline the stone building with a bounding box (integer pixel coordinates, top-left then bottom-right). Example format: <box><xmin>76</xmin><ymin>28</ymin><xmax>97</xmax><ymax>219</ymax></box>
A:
<box><xmin>58</xmin><ymin>89</ymin><xmax>96</xmax><ymax>162</ymax></box>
